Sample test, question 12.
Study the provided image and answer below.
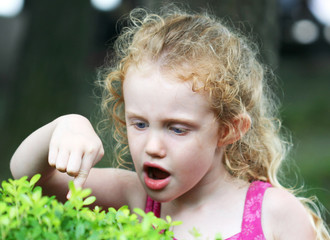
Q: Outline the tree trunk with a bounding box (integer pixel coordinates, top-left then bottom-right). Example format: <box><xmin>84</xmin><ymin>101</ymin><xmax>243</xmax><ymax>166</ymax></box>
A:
<box><xmin>1</xmin><ymin>0</ymin><xmax>95</xmax><ymax>180</ymax></box>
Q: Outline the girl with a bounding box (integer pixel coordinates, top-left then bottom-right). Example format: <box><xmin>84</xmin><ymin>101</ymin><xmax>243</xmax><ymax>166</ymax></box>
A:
<box><xmin>10</xmin><ymin>7</ymin><xmax>329</xmax><ymax>240</ymax></box>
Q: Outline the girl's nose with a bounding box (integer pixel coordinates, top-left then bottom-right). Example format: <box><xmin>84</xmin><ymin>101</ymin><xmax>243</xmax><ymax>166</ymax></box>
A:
<box><xmin>145</xmin><ymin>131</ymin><xmax>166</xmax><ymax>158</ymax></box>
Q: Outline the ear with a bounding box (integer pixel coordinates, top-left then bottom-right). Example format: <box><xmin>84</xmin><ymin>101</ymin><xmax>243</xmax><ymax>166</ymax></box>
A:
<box><xmin>217</xmin><ymin>113</ymin><xmax>251</xmax><ymax>146</ymax></box>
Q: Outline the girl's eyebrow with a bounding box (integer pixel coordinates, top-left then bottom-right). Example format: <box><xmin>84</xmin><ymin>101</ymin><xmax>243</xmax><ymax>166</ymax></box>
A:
<box><xmin>125</xmin><ymin>111</ymin><xmax>199</xmax><ymax>127</ymax></box>
<box><xmin>164</xmin><ymin>118</ymin><xmax>199</xmax><ymax>127</ymax></box>
<box><xmin>125</xmin><ymin>111</ymin><xmax>147</xmax><ymax>121</ymax></box>
<box><xmin>125</xmin><ymin>111</ymin><xmax>144</xmax><ymax>117</ymax></box>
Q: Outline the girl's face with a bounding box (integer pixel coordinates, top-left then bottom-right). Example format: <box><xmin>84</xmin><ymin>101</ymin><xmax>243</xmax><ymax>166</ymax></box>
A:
<box><xmin>123</xmin><ymin>64</ymin><xmax>225</xmax><ymax>202</ymax></box>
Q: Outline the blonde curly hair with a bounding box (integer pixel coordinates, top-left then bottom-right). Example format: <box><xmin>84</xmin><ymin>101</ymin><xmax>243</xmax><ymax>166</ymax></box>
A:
<box><xmin>100</xmin><ymin>6</ymin><xmax>329</xmax><ymax>239</ymax></box>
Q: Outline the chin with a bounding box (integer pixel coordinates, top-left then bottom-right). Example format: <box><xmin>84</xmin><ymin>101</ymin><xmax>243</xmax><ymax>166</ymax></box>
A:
<box><xmin>145</xmin><ymin>188</ymin><xmax>176</xmax><ymax>203</ymax></box>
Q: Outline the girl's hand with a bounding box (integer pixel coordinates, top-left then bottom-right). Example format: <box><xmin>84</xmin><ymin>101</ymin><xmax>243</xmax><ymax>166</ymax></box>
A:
<box><xmin>48</xmin><ymin>114</ymin><xmax>104</xmax><ymax>193</ymax></box>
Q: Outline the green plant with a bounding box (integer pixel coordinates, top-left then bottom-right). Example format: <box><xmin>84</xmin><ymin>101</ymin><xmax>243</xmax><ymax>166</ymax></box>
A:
<box><xmin>0</xmin><ymin>174</ymin><xmax>180</xmax><ymax>240</ymax></box>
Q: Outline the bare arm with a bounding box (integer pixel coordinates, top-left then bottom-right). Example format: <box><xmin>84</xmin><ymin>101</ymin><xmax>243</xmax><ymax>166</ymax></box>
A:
<box><xmin>10</xmin><ymin>114</ymin><xmax>104</xmax><ymax>197</ymax></box>
<box><xmin>10</xmin><ymin>116</ymin><xmax>59</xmax><ymax>180</ymax></box>
<box><xmin>10</xmin><ymin>114</ymin><xmax>146</xmax><ymax>209</ymax></box>
<box><xmin>41</xmin><ymin>168</ymin><xmax>146</xmax><ymax>210</ymax></box>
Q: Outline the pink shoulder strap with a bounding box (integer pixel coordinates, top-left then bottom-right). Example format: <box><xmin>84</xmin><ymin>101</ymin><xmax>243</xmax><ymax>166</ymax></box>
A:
<box><xmin>240</xmin><ymin>181</ymin><xmax>272</xmax><ymax>240</ymax></box>
<box><xmin>145</xmin><ymin>196</ymin><xmax>178</xmax><ymax>239</ymax></box>
<box><xmin>145</xmin><ymin>195</ymin><xmax>161</xmax><ymax>218</ymax></box>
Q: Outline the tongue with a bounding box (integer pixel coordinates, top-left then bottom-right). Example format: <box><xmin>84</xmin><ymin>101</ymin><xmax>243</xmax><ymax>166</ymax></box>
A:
<box><xmin>150</xmin><ymin>167</ymin><xmax>169</xmax><ymax>180</ymax></box>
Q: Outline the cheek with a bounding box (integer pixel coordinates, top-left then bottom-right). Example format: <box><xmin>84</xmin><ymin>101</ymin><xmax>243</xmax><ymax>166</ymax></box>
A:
<box><xmin>194</xmin><ymin>130</ymin><xmax>219</xmax><ymax>155</ymax></box>
<box><xmin>129</xmin><ymin>143</ymin><xmax>142</xmax><ymax>174</ymax></box>
<box><xmin>182</xmin><ymin>134</ymin><xmax>219</xmax><ymax>170</ymax></box>
<box><xmin>176</xmin><ymin>149</ymin><xmax>212</xmax><ymax>188</ymax></box>
<box><xmin>127</xmin><ymin>132</ymin><xmax>140</xmax><ymax>162</ymax></box>
<box><xmin>174</xmin><ymin>142</ymin><xmax>210</xmax><ymax>172</ymax></box>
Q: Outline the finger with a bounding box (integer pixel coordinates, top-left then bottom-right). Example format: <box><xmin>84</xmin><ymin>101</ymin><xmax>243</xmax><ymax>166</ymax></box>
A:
<box><xmin>94</xmin><ymin>147</ymin><xmax>105</xmax><ymax>165</ymax></box>
<box><xmin>55</xmin><ymin>150</ymin><xmax>70</xmax><ymax>172</ymax></box>
<box><xmin>66</xmin><ymin>151</ymin><xmax>83</xmax><ymax>177</ymax></box>
<box><xmin>73</xmin><ymin>150</ymin><xmax>98</xmax><ymax>189</ymax></box>
<box><xmin>48</xmin><ymin>147</ymin><xmax>58</xmax><ymax>168</ymax></box>
<box><xmin>66</xmin><ymin>190</ymin><xmax>72</xmax><ymax>200</ymax></box>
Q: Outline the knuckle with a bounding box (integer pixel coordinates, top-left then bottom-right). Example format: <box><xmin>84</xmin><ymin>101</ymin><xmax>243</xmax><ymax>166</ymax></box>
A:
<box><xmin>86</xmin><ymin>148</ymin><xmax>95</xmax><ymax>155</ymax></box>
<box><xmin>97</xmin><ymin>138</ymin><xmax>103</xmax><ymax>146</ymax></box>
<box><xmin>99</xmin><ymin>148</ymin><xmax>105</xmax><ymax>157</ymax></box>
<box><xmin>86</xmin><ymin>144</ymin><xmax>98</xmax><ymax>155</ymax></box>
<box><xmin>49</xmin><ymin>138</ymin><xmax>58</xmax><ymax>147</ymax></box>
<box><xmin>77</xmin><ymin>170</ymin><xmax>89</xmax><ymax>179</ymax></box>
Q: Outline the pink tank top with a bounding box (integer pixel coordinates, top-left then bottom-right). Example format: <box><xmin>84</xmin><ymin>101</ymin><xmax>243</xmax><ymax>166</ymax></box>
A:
<box><xmin>145</xmin><ymin>181</ymin><xmax>272</xmax><ymax>240</ymax></box>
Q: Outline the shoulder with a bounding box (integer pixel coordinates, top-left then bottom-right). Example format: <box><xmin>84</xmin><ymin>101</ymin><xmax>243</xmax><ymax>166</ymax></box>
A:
<box><xmin>262</xmin><ymin>187</ymin><xmax>316</xmax><ymax>240</ymax></box>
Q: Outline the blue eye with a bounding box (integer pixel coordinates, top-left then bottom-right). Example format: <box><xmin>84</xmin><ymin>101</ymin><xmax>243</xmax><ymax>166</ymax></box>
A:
<box><xmin>172</xmin><ymin>128</ymin><xmax>183</xmax><ymax>134</ymax></box>
<box><xmin>170</xmin><ymin>127</ymin><xmax>187</xmax><ymax>135</ymax></box>
<box><xmin>135</xmin><ymin>122</ymin><xmax>147</xmax><ymax>129</ymax></box>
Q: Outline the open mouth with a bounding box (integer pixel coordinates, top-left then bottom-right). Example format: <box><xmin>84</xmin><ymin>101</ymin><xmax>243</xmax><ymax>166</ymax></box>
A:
<box><xmin>147</xmin><ymin>167</ymin><xmax>170</xmax><ymax>180</ymax></box>
<box><xmin>143</xmin><ymin>164</ymin><xmax>171</xmax><ymax>190</ymax></box>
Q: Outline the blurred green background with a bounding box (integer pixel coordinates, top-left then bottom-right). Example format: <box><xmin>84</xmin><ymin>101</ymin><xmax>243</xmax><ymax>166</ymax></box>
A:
<box><xmin>0</xmin><ymin>0</ymin><xmax>329</xmax><ymax>225</ymax></box>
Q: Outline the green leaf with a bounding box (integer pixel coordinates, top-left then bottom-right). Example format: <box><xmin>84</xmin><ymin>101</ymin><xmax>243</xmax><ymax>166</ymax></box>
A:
<box><xmin>75</xmin><ymin>222</ymin><xmax>86</xmax><ymax>238</ymax></box>
<box><xmin>171</xmin><ymin>220</ymin><xmax>183</xmax><ymax>226</ymax></box>
<box><xmin>215</xmin><ymin>232</ymin><xmax>223</xmax><ymax>240</ymax></box>
<box><xmin>0</xmin><ymin>202</ymin><xmax>7</xmax><ymax>212</ymax></box>
<box><xmin>2</xmin><ymin>182</ymin><xmax>15</xmax><ymax>196</ymax></box>
<box><xmin>80</xmin><ymin>188</ymin><xmax>92</xmax><ymax>198</ymax></box>
<box><xmin>29</xmin><ymin>174</ymin><xmax>41</xmax><ymax>187</ymax></box>
<box><xmin>0</xmin><ymin>176</ymin><xmax>180</xmax><ymax>239</ymax></box>
<box><xmin>20</xmin><ymin>193</ymin><xmax>33</xmax><ymax>205</ymax></box>
<box><xmin>189</xmin><ymin>227</ymin><xmax>202</xmax><ymax>237</ymax></box>
<box><xmin>0</xmin><ymin>215</ymin><xmax>10</xmax><ymax>225</ymax></box>
<box><xmin>83</xmin><ymin>196</ymin><xmax>96</xmax><ymax>206</ymax></box>
<box><xmin>32</xmin><ymin>187</ymin><xmax>42</xmax><ymax>201</ymax></box>
<box><xmin>133</xmin><ymin>208</ymin><xmax>146</xmax><ymax>217</ymax></box>
<box><xmin>68</xmin><ymin>181</ymin><xmax>75</xmax><ymax>192</ymax></box>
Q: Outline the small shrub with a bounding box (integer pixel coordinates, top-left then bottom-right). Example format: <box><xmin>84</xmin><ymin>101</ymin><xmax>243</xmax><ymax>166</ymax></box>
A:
<box><xmin>0</xmin><ymin>174</ymin><xmax>180</xmax><ymax>240</ymax></box>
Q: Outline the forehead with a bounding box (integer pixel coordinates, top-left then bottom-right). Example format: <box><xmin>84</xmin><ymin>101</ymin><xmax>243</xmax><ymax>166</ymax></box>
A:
<box><xmin>124</xmin><ymin>64</ymin><xmax>192</xmax><ymax>100</ymax></box>
<box><xmin>123</xmin><ymin>64</ymin><xmax>213</xmax><ymax>116</ymax></box>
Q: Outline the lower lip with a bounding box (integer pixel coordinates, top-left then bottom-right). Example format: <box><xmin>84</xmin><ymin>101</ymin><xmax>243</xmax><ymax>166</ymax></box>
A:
<box><xmin>144</xmin><ymin>174</ymin><xmax>171</xmax><ymax>190</ymax></box>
